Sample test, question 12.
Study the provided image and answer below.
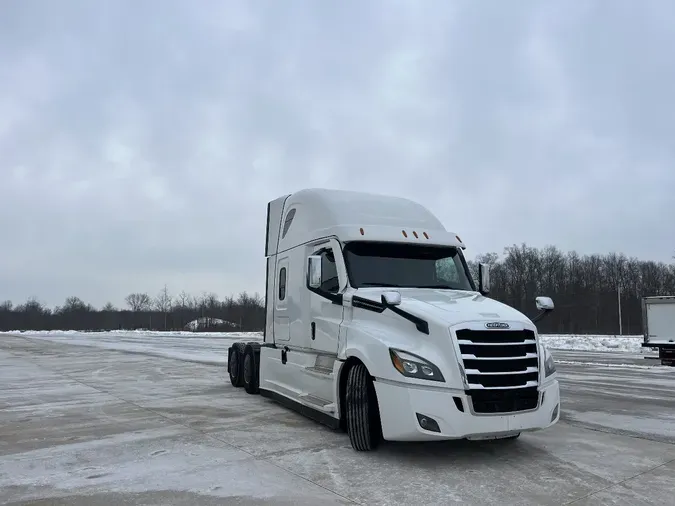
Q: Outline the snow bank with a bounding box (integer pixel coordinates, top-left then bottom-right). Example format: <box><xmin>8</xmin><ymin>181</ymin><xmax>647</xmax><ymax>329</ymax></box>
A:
<box><xmin>1</xmin><ymin>330</ymin><xmax>263</xmax><ymax>366</ymax></box>
<box><xmin>4</xmin><ymin>329</ymin><xmax>260</xmax><ymax>338</ymax></box>
<box><xmin>0</xmin><ymin>330</ymin><xmax>648</xmax><ymax>363</ymax></box>
<box><xmin>184</xmin><ymin>316</ymin><xmax>238</xmax><ymax>330</ymax></box>
<box><xmin>553</xmin><ymin>360</ymin><xmax>667</xmax><ymax>370</ymax></box>
<box><xmin>540</xmin><ymin>334</ymin><xmax>644</xmax><ymax>353</ymax></box>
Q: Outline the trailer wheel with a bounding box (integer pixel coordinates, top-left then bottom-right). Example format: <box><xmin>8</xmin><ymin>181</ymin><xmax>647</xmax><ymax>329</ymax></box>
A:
<box><xmin>228</xmin><ymin>344</ymin><xmax>245</xmax><ymax>387</ymax></box>
<box><xmin>346</xmin><ymin>363</ymin><xmax>382</xmax><ymax>451</ymax></box>
<box><xmin>243</xmin><ymin>346</ymin><xmax>260</xmax><ymax>394</ymax></box>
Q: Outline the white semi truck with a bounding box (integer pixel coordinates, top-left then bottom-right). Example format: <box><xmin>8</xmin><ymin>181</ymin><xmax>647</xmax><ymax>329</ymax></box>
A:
<box><xmin>227</xmin><ymin>188</ymin><xmax>560</xmax><ymax>451</ymax></box>
<box><xmin>641</xmin><ymin>296</ymin><xmax>675</xmax><ymax>366</ymax></box>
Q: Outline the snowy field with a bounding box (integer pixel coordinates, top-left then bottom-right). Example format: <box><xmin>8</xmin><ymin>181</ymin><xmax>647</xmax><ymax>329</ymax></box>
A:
<box><xmin>0</xmin><ymin>330</ymin><xmax>261</xmax><ymax>366</ymax></box>
<box><xmin>0</xmin><ymin>330</ymin><xmax>651</xmax><ymax>367</ymax></box>
<box><xmin>1</xmin><ymin>330</ymin><xmax>673</xmax><ymax>505</ymax></box>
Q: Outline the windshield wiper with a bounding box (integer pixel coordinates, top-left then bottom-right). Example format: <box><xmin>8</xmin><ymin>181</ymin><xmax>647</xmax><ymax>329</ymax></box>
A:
<box><xmin>359</xmin><ymin>282</ymin><xmax>464</xmax><ymax>290</ymax></box>
<box><xmin>414</xmin><ymin>284</ymin><xmax>463</xmax><ymax>290</ymax></box>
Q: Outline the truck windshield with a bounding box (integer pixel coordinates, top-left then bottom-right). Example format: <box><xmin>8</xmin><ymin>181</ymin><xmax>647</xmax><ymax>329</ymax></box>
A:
<box><xmin>343</xmin><ymin>241</ymin><xmax>475</xmax><ymax>291</ymax></box>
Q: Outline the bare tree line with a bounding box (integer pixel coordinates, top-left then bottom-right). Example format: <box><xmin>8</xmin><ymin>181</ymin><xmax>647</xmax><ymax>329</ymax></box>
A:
<box><xmin>0</xmin><ymin>244</ymin><xmax>673</xmax><ymax>335</ymax></box>
<box><xmin>0</xmin><ymin>288</ymin><xmax>265</xmax><ymax>332</ymax></box>
<box><xmin>465</xmin><ymin>245</ymin><xmax>675</xmax><ymax>335</ymax></box>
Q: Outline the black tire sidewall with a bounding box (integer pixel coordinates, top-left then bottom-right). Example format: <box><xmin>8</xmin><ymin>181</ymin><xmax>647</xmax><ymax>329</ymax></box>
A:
<box><xmin>243</xmin><ymin>348</ymin><xmax>259</xmax><ymax>394</ymax></box>
<box><xmin>244</xmin><ymin>351</ymin><xmax>252</xmax><ymax>386</ymax></box>
<box><xmin>346</xmin><ymin>363</ymin><xmax>380</xmax><ymax>451</ymax></box>
<box><xmin>229</xmin><ymin>348</ymin><xmax>240</xmax><ymax>384</ymax></box>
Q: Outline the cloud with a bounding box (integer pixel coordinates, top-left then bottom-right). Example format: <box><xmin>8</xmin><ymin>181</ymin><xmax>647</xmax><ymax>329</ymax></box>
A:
<box><xmin>0</xmin><ymin>0</ymin><xmax>673</xmax><ymax>308</ymax></box>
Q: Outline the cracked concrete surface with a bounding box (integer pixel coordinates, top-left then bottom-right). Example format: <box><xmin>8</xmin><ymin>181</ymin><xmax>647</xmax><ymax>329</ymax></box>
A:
<box><xmin>1</xmin><ymin>335</ymin><xmax>673</xmax><ymax>505</ymax></box>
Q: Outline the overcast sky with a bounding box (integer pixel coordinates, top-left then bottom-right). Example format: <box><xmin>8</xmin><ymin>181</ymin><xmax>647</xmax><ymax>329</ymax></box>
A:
<box><xmin>1</xmin><ymin>0</ymin><xmax>674</xmax><ymax>309</ymax></box>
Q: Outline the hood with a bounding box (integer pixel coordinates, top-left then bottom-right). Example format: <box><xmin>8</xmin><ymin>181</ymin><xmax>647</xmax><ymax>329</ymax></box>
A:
<box><xmin>355</xmin><ymin>287</ymin><xmax>531</xmax><ymax>327</ymax></box>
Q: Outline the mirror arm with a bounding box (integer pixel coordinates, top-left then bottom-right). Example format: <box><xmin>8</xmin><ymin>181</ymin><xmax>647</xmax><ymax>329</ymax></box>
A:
<box><xmin>532</xmin><ymin>308</ymin><xmax>553</xmax><ymax>324</ymax></box>
<box><xmin>531</xmin><ymin>310</ymin><xmax>547</xmax><ymax>323</ymax></box>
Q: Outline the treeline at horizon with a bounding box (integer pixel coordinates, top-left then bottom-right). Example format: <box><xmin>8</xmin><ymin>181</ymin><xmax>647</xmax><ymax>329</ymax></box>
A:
<box><xmin>0</xmin><ymin>289</ymin><xmax>265</xmax><ymax>333</ymax></box>
<box><xmin>465</xmin><ymin>244</ymin><xmax>674</xmax><ymax>335</ymax></box>
<box><xmin>1</xmin><ymin>244</ymin><xmax>673</xmax><ymax>335</ymax></box>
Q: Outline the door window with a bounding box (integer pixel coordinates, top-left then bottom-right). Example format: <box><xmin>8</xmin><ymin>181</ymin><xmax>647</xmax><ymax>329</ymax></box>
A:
<box><xmin>278</xmin><ymin>267</ymin><xmax>287</xmax><ymax>300</ymax></box>
<box><xmin>316</xmin><ymin>248</ymin><xmax>340</xmax><ymax>293</ymax></box>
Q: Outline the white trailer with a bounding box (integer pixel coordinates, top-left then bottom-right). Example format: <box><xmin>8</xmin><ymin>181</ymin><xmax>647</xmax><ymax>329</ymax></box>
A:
<box><xmin>641</xmin><ymin>296</ymin><xmax>675</xmax><ymax>366</ymax></box>
<box><xmin>227</xmin><ymin>188</ymin><xmax>560</xmax><ymax>451</ymax></box>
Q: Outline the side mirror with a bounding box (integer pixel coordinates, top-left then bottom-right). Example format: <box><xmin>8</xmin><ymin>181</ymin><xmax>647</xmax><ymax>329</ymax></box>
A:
<box><xmin>535</xmin><ymin>296</ymin><xmax>554</xmax><ymax>311</ymax></box>
<box><xmin>478</xmin><ymin>263</ymin><xmax>490</xmax><ymax>295</ymax></box>
<box><xmin>381</xmin><ymin>291</ymin><xmax>402</xmax><ymax>307</ymax></box>
<box><xmin>307</xmin><ymin>255</ymin><xmax>322</xmax><ymax>289</ymax></box>
<box><xmin>532</xmin><ymin>296</ymin><xmax>554</xmax><ymax>323</ymax></box>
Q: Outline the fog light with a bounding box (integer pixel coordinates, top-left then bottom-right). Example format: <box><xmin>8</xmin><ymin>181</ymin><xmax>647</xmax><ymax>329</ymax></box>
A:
<box><xmin>551</xmin><ymin>404</ymin><xmax>559</xmax><ymax>422</ymax></box>
<box><xmin>416</xmin><ymin>413</ymin><xmax>441</xmax><ymax>433</ymax></box>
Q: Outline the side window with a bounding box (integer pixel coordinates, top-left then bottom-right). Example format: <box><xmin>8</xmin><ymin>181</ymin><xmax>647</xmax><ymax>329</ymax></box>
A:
<box><xmin>436</xmin><ymin>257</ymin><xmax>459</xmax><ymax>284</ymax></box>
<box><xmin>278</xmin><ymin>267</ymin><xmax>287</xmax><ymax>300</ymax></box>
<box><xmin>318</xmin><ymin>248</ymin><xmax>340</xmax><ymax>293</ymax></box>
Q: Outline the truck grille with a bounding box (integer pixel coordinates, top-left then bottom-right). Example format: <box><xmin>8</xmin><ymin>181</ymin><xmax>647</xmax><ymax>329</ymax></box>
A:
<box><xmin>455</xmin><ymin>328</ymin><xmax>540</xmax><ymax>414</ymax></box>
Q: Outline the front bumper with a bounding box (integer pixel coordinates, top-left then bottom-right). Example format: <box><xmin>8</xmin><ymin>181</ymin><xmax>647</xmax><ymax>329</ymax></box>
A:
<box><xmin>373</xmin><ymin>378</ymin><xmax>560</xmax><ymax>442</ymax></box>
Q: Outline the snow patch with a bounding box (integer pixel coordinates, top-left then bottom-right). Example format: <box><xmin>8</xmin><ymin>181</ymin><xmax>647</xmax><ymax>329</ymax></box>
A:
<box><xmin>0</xmin><ymin>330</ymin><xmax>649</xmax><ymax>365</ymax></box>
<box><xmin>554</xmin><ymin>360</ymin><xmax>670</xmax><ymax>371</ymax></box>
<box><xmin>4</xmin><ymin>329</ymin><xmax>259</xmax><ymax>338</ymax></box>
<box><xmin>2</xmin><ymin>331</ymin><xmax>262</xmax><ymax>366</ymax></box>
<box><xmin>0</xmin><ymin>426</ymin><xmax>339</xmax><ymax>502</ymax></box>
<box><xmin>184</xmin><ymin>317</ymin><xmax>238</xmax><ymax>331</ymax></box>
<box><xmin>540</xmin><ymin>334</ymin><xmax>644</xmax><ymax>353</ymax></box>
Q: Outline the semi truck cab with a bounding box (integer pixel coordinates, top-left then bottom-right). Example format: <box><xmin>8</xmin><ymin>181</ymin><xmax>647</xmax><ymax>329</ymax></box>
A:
<box><xmin>228</xmin><ymin>188</ymin><xmax>560</xmax><ymax>451</ymax></box>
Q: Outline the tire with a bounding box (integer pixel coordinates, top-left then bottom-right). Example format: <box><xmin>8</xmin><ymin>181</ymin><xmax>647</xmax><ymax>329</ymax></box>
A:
<box><xmin>243</xmin><ymin>347</ymin><xmax>259</xmax><ymax>394</ymax></box>
<box><xmin>345</xmin><ymin>363</ymin><xmax>382</xmax><ymax>451</ymax></box>
<box><xmin>228</xmin><ymin>344</ymin><xmax>244</xmax><ymax>387</ymax></box>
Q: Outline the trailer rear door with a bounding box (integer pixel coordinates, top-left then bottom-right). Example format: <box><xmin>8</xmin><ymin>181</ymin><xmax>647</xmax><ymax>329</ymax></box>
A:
<box><xmin>644</xmin><ymin>297</ymin><xmax>675</xmax><ymax>344</ymax></box>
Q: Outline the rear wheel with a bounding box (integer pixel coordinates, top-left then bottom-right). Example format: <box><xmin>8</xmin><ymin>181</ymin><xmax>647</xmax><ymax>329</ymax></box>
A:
<box><xmin>228</xmin><ymin>344</ymin><xmax>244</xmax><ymax>387</ymax></box>
<box><xmin>345</xmin><ymin>363</ymin><xmax>382</xmax><ymax>451</ymax></box>
<box><xmin>243</xmin><ymin>346</ymin><xmax>259</xmax><ymax>394</ymax></box>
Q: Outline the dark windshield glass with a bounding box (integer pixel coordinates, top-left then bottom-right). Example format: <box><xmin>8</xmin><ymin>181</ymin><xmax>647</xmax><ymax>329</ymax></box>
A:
<box><xmin>343</xmin><ymin>242</ymin><xmax>475</xmax><ymax>291</ymax></box>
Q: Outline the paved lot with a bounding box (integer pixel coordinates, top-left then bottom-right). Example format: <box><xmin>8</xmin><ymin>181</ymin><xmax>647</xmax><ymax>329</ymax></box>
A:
<box><xmin>1</xmin><ymin>335</ymin><xmax>673</xmax><ymax>505</ymax></box>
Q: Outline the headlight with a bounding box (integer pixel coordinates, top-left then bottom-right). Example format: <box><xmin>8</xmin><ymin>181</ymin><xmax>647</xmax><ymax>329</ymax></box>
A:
<box><xmin>542</xmin><ymin>345</ymin><xmax>556</xmax><ymax>377</ymax></box>
<box><xmin>389</xmin><ymin>349</ymin><xmax>445</xmax><ymax>382</ymax></box>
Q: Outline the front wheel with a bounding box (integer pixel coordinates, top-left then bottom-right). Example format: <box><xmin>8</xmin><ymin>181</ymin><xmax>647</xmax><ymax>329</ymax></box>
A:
<box><xmin>345</xmin><ymin>363</ymin><xmax>382</xmax><ymax>451</ymax></box>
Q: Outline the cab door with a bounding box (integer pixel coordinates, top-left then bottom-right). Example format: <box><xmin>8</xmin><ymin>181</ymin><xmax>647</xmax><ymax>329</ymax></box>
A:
<box><xmin>274</xmin><ymin>256</ymin><xmax>290</xmax><ymax>342</ymax></box>
<box><xmin>308</xmin><ymin>239</ymin><xmax>347</xmax><ymax>355</ymax></box>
